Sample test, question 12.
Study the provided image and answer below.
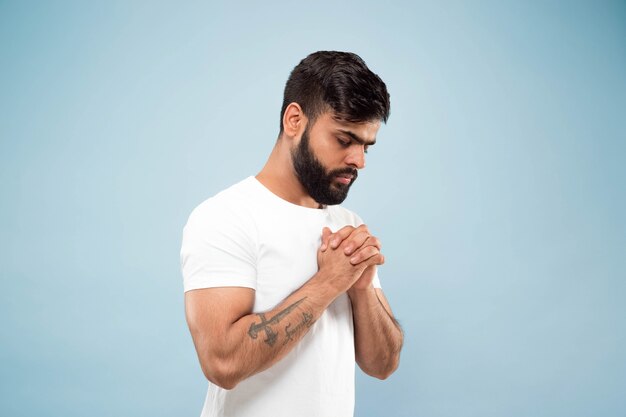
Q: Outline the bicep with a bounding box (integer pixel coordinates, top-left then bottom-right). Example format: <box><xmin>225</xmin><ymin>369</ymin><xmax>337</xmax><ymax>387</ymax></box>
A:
<box><xmin>185</xmin><ymin>287</ymin><xmax>255</xmax><ymax>349</ymax></box>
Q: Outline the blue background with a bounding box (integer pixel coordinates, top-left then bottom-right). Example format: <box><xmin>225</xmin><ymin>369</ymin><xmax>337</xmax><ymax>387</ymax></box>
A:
<box><xmin>1</xmin><ymin>1</ymin><xmax>624</xmax><ymax>416</ymax></box>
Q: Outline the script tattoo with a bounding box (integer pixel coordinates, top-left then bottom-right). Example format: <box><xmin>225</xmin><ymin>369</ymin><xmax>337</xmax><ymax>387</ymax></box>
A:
<box><xmin>248</xmin><ymin>298</ymin><xmax>307</xmax><ymax>347</ymax></box>
<box><xmin>283</xmin><ymin>312</ymin><xmax>314</xmax><ymax>346</ymax></box>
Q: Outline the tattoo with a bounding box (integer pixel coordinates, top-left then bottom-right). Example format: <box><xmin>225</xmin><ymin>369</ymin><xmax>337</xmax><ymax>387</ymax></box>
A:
<box><xmin>248</xmin><ymin>297</ymin><xmax>307</xmax><ymax>347</ymax></box>
<box><xmin>283</xmin><ymin>312</ymin><xmax>314</xmax><ymax>346</ymax></box>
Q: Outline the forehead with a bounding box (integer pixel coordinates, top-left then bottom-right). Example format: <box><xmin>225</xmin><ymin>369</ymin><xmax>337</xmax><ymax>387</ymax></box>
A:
<box><xmin>312</xmin><ymin>112</ymin><xmax>381</xmax><ymax>143</ymax></box>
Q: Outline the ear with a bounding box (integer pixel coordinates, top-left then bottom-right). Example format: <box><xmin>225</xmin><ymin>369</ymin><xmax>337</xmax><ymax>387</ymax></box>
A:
<box><xmin>282</xmin><ymin>102</ymin><xmax>307</xmax><ymax>139</ymax></box>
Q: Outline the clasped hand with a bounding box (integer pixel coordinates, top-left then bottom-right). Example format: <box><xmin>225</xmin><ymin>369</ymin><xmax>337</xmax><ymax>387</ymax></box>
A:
<box><xmin>317</xmin><ymin>224</ymin><xmax>385</xmax><ymax>292</ymax></box>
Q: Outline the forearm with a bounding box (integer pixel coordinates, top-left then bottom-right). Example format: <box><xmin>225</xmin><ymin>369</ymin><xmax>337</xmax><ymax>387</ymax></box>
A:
<box><xmin>348</xmin><ymin>286</ymin><xmax>403</xmax><ymax>379</ymax></box>
<box><xmin>203</xmin><ymin>272</ymin><xmax>340</xmax><ymax>389</ymax></box>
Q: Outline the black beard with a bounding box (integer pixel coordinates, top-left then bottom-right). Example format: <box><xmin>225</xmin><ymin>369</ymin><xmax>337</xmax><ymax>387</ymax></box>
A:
<box><xmin>291</xmin><ymin>126</ymin><xmax>358</xmax><ymax>206</ymax></box>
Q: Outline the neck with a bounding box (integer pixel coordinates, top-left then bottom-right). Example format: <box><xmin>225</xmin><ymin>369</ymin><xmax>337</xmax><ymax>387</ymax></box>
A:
<box><xmin>256</xmin><ymin>139</ymin><xmax>321</xmax><ymax>209</ymax></box>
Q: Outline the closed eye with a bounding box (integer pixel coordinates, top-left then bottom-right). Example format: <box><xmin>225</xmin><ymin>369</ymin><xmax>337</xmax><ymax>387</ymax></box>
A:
<box><xmin>338</xmin><ymin>137</ymin><xmax>370</xmax><ymax>154</ymax></box>
<box><xmin>337</xmin><ymin>137</ymin><xmax>350</xmax><ymax>147</ymax></box>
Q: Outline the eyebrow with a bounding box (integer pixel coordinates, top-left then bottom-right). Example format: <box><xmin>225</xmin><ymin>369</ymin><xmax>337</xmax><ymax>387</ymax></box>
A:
<box><xmin>337</xmin><ymin>129</ymin><xmax>377</xmax><ymax>146</ymax></box>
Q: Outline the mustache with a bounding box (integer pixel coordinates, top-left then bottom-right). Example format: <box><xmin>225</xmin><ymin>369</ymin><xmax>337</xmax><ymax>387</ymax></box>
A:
<box><xmin>329</xmin><ymin>167</ymin><xmax>358</xmax><ymax>179</ymax></box>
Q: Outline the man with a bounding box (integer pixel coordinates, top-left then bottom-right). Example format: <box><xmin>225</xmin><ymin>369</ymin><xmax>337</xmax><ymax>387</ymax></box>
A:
<box><xmin>180</xmin><ymin>51</ymin><xmax>403</xmax><ymax>417</ymax></box>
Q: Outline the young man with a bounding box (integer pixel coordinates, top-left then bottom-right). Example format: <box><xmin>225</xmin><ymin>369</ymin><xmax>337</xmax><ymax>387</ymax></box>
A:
<box><xmin>180</xmin><ymin>51</ymin><xmax>403</xmax><ymax>417</ymax></box>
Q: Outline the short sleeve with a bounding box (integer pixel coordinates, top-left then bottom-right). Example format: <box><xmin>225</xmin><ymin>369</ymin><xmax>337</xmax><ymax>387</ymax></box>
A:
<box><xmin>180</xmin><ymin>198</ymin><xmax>257</xmax><ymax>292</ymax></box>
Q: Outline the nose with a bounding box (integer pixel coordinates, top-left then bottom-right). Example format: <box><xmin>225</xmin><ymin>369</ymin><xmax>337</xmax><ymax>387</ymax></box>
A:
<box><xmin>345</xmin><ymin>145</ymin><xmax>366</xmax><ymax>169</ymax></box>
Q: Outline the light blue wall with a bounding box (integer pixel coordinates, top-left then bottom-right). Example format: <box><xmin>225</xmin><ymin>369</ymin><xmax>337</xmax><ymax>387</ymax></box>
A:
<box><xmin>1</xmin><ymin>1</ymin><xmax>624</xmax><ymax>416</ymax></box>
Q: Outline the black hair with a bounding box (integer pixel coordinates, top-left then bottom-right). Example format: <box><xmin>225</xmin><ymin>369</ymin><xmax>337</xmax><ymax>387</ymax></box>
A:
<box><xmin>279</xmin><ymin>51</ymin><xmax>390</xmax><ymax>132</ymax></box>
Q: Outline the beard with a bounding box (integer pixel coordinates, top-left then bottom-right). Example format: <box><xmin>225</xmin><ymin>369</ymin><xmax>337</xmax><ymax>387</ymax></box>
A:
<box><xmin>291</xmin><ymin>126</ymin><xmax>358</xmax><ymax>206</ymax></box>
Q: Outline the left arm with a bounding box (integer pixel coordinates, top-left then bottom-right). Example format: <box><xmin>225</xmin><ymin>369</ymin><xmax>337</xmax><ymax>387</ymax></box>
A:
<box><xmin>348</xmin><ymin>283</ymin><xmax>403</xmax><ymax>379</ymax></box>
<box><xmin>322</xmin><ymin>226</ymin><xmax>404</xmax><ymax>379</ymax></box>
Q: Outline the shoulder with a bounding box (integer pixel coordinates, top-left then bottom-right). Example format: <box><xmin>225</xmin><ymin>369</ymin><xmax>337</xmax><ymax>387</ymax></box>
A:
<box><xmin>184</xmin><ymin>177</ymin><xmax>259</xmax><ymax>237</ymax></box>
<box><xmin>187</xmin><ymin>178</ymin><xmax>256</xmax><ymax>223</ymax></box>
<box><xmin>180</xmin><ymin>178</ymin><xmax>259</xmax><ymax>292</ymax></box>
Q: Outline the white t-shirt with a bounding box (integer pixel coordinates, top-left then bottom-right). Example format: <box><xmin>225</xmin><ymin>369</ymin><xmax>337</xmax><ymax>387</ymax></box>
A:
<box><xmin>180</xmin><ymin>176</ymin><xmax>381</xmax><ymax>417</ymax></box>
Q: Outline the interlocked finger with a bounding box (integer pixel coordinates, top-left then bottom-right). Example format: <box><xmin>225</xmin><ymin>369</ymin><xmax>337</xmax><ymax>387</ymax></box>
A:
<box><xmin>349</xmin><ymin>245</ymin><xmax>381</xmax><ymax>265</ymax></box>
<box><xmin>344</xmin><ymin>233</ymin><xmax>382</xmax><ymax>256</ymax></box>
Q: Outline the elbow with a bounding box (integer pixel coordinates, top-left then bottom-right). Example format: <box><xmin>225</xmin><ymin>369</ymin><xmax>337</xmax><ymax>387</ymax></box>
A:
<box><xmin>204</xmin><ymin>372</ymin><xmax>239</xmax><ymax>391</ymax></box>
<box><xmin>210</xmin><ymin>377</ymin><xmax>239</xmax><ymax>391</ymax></box>
<box><xmin>359</xmin><ymin>352</ymin><xmax>401</xmax><ymax>380</ymax></box>
<box><xmin>372</xmin><ymin>357</ymin><xmax>400</xmax><ymax>380</ymax></box>
<box><xmin>200</xmin><ymin>357</ymin><xmax>243</xmax><ymax>390</ymax></box>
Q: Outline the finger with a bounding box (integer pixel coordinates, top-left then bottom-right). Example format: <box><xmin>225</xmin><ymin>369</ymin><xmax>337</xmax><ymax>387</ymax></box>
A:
<box><xmin>320</xmin><ymin>227</ymin><xmax>333</xmax><ymax>251</ymax></box>
<box><xmin>342</xmin><ymin>229</ymin><xmax>369</xmax><ymax>255</ymax></box>
<box><xmin>362</xmin><ymin>253</ymin><xmax>385</xmax><ymax>268</ymax></box>
<box><xmin>344</xmin><ymin>233</ymin><xmax>381</xmax><ymax>256</ymax></box>
<box><xmin>329</xmin><ymin>225</ymin><xmax>356</xmax><ymax>249</ymax></box>
<box><xmin>354</xmin><ymin>254</ymin><xmax>384</xmax><ymax>277</ymax></box>
<box><xmin>350</xmin><ymin>246</ymin><xmax>381</xmax><ymax>265</ymax></box>
<box><xmin>369</xmin><ymin>236</ymin><xmax>382</xmax><ymax>251</ymax></box>
<box><xmin>334</xmin><ymin>224</ymin><xmax>369</xmax><ymax>252</ymax></box>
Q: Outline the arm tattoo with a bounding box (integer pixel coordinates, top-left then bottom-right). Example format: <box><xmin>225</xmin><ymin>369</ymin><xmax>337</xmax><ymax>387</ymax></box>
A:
<box><xmin>283</xmin><ymin>312</ymin><xmax>313</xmax><ymax>345</ymax></box>
<box><xmin>248</xmin><ymin>297</ymin><xmax>308</xmax><ymax>347</ymax></box>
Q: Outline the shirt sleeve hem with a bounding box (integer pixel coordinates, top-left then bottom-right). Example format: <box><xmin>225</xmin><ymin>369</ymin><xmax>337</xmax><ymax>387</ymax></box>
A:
<box><xmin>183</xmin><ymin>276</ymin><xmax>257</xmax><ymax>292</ymax></box>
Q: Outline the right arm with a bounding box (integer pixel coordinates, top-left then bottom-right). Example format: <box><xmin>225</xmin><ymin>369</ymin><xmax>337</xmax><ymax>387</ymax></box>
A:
<box><xmin>185</xmin><ymin>228</ymin><xmax>384</xmax><ymax>390</ymax></box>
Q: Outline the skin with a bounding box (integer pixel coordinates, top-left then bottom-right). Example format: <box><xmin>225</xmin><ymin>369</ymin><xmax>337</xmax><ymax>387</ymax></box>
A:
<box><xmin>185</xmin><ymin>102</ymin><xmax>403</xmax><ymax>390</ymax></box>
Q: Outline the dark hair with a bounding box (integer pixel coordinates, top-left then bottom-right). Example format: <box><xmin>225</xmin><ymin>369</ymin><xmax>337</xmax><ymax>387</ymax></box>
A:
<box><xmin>279</xmin><ymin>51</ymin><xmax>390</xmax><ymax>132</ymax></box>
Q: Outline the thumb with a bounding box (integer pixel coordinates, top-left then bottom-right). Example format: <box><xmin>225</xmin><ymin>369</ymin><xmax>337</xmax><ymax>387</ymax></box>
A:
<box><xmin>320</xmin><ymin>227</ymin><xmax>332</xmax><ymax>251</ymax></box>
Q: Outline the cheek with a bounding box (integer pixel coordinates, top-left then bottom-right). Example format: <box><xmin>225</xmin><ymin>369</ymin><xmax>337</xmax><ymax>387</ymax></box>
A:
<box><xmin>315</xmin><ymin>134</ymin><xmax>335</xmax><ymax>153</ymax></box>
<box><xmin>321</xmin><ymin>146</ymin><xmax>346</xmax><ymax>168</ymax></box>
<box><xmin>311</xmin><ymin>135</ymin><xmax>342</xmax><ymax>163</ymax></box>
